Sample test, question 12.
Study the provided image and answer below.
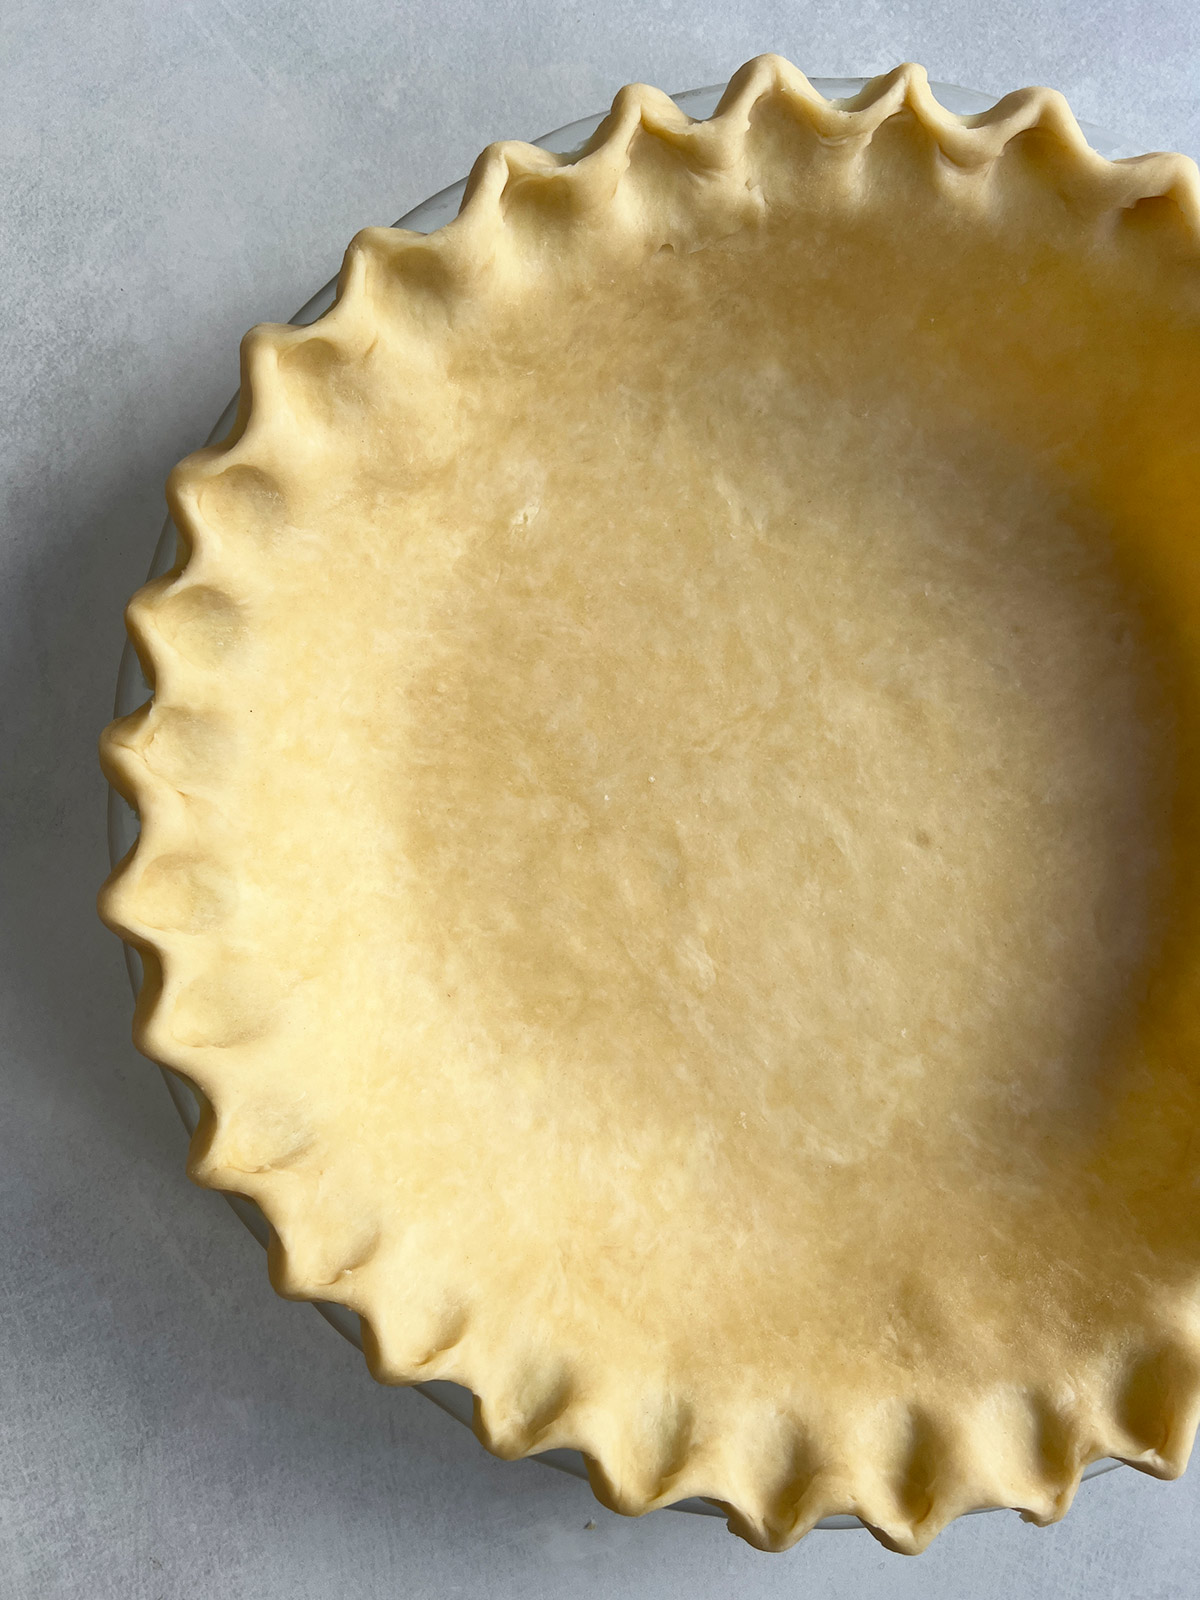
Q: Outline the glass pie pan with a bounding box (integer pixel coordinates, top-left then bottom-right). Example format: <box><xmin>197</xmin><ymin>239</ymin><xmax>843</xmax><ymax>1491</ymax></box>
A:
<box><xmin>107</xmin><ymin>77</ymin><xmax>1132</xmax><ymax>1530</ymax></box>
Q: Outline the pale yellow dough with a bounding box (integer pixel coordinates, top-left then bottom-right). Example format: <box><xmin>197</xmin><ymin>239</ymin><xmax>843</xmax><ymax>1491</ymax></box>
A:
<box><xmin>101</xmin><ymin>57</ymin><xmax>1200</xmax><ymax>1551</ymax></box>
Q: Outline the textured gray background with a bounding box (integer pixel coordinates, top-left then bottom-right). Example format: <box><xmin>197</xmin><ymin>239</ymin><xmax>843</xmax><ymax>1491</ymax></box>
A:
<box><xmin>4</xmin><ymin>2</ymin><xmax>1200</xmax><ymax>1596</ymax></box>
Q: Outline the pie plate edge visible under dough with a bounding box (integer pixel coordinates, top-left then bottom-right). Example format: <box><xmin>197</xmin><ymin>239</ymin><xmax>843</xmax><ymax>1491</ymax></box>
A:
<box><xmin>98</xmin><ymin>55</ymin><xmax>1200</xmax><ymax>1553</ymax></box>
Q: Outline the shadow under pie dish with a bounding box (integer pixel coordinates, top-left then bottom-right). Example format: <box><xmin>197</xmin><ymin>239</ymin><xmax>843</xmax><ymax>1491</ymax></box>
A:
<box><xmin>99</xmin><ymin>55</ymin><xmax>1200</xmax><ymax>1553</ymax></box>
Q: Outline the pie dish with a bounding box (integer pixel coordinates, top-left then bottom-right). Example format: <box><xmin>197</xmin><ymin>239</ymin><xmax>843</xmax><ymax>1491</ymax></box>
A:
<box><xmin>99</xmin><ymin>55</ymin><xmax>1200</xmax><ymax>1553</ymax></box>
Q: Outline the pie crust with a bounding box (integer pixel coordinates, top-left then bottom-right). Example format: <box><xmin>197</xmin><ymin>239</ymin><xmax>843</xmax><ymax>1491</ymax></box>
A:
<box><xmin>100</xmin><ymin>57</ymin><xmax>1200</xmax><ymax>1552</ymax></box>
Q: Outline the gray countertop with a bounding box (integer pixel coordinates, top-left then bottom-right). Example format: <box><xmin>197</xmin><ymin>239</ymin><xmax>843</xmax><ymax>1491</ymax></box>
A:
<box><xmin>5</xmin><ymin>3</ymin><xmax>1200</xmax><ymax>1595</ymax></box>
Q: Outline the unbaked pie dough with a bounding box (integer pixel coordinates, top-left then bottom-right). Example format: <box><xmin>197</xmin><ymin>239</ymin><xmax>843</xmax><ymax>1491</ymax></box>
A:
<box><xmin>101</xmin><ymin>57</ymin><xmax>1200</xmax><ymax>1551</ymax></box>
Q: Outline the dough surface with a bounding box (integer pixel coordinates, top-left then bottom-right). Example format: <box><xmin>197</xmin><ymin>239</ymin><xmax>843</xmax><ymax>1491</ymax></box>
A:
<box><xmin>101</xmin><ymin>58</ymin><xmax>1200</xmax><ymax>1551</ymax></box>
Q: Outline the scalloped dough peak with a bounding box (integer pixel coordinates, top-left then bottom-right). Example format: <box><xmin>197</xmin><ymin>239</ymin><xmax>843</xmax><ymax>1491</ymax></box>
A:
<box><xmin>101</xmin><ymin>58</ymin><xmax>1200</xmax><ymax>1551</ymax></box>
